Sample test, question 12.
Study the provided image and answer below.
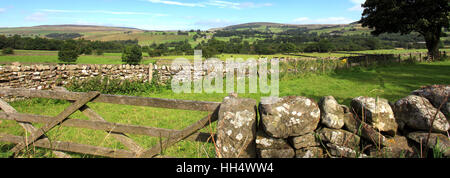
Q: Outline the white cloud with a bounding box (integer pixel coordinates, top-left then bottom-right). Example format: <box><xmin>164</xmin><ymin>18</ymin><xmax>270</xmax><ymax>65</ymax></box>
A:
<box><xmin>194</xmin><ymin>18</ymin><xmax>236</xmax><ymax>28</ymax></box>
<box><xmin>348</xmin><ymin>0</ymin><xmax>365</xmax><ymax>11</ymax></box>
<box><xmin>205</xmin><ymin>0</ymin><xmax>240</xmax><ymax>9</ymax></box>
<box><xmin>0</xmin><ymin>8</ymin><xmax>5</xmax><ymax>13</ymax></box>
<box><xmin>25</xmin><ymin>12</ymin><xmax>48</xmax><ymax>22</ymax></box>
<box><xmin>293</xmin><ymin>17</ymin><xmax>355</xmax><ymax>24</ymax></box>
<box><xmin>145</xmin><ymin>0</ymin><xmax>272</xmax><ymax>9</ymax></box>
<box><xmin>39</xmin><ymin>9</ymin><xmax>168</xmax><ymax>17</ymax></box>
<box><xmin>293</xmin><ymin>17</ymin><xmax>310</xmax><ymax>23</ymax></box>
<box><xmin>238</xmin><ymin>2</ymin><xmax>272</xmax><ymax>9</ymax></box>
<box><xmin>146</xmin><ymin>0</ymin><xmax>205</xmax><ymax>7</ymax></box>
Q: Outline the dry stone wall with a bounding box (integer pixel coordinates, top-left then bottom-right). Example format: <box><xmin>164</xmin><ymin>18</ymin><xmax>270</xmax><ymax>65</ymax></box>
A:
<box><xmin>0</xmin><ymin>53</ymin><xmax>427</xmax><ymax>90</ymax></box>
<box><xmin>0</xmin><ymin>63</ymin><xmax>154</xmax><ymax>90</ymax></box>
<box><xmin>0</xmin><ymin>60</ymin><xmax>276</xmax><ymax>90</ymax></box>
<box><xmin>217</xmin><ymin>85</ymin><xmax>450</xmax><ymax>158</ymax></box>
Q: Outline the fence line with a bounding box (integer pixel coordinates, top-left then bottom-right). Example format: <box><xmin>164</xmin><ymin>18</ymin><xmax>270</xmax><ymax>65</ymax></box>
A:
<box><xmin>279</xmin><ymin>51</ymin><xmax>448</xmax><ymax>75</ymax></box>
<box><xmin>0</xmin><ymin>88</ymin><xmax>219</xmax><ymax>158</ymax></box>
<box><xmin>0</xmin><ymin>88</ymin><xmax>220</xmax><ymax>112</ymax></box>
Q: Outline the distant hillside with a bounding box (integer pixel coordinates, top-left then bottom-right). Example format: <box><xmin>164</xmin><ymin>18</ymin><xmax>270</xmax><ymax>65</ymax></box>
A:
<box><xmin>209</xmin><ymin>22</ymin><xmax>351</xmax><ymax>32</ymax></box>
<box><xmin>0</xmin><ymin>25</ymin><xmax>193</xmax><ymax>45</ymax></box>
<box><xmin>208</xmin><ymin>22</ymin><xmax>373</xmax><ymax>37</ymax></box>
<box><xmin>0</xmin><ymin>25</ymin><xmax>143</xmax><ymax>36</ymax></box>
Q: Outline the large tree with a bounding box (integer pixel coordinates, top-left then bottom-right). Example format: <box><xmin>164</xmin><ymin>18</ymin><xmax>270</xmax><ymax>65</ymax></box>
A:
<box><xmin>359</xmin><ymin>0</ymin><xmax>449</xmax><ymax>60</ymax></box>
<box><xmin>58</xmin><ymin>40</ymin><xmax>79</xmax><ymax>63</ymax></box>
<box><xmin>122</xmin><ymin>45</ymin><xmax>143</xmax><ymax>65</ymax></box>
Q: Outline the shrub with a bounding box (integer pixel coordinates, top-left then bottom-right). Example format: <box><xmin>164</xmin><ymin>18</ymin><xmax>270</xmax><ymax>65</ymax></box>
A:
<box><xmin>95</xmin><ymin>49</ymin><xmax>104</xmax><ymax>56</ymax></box>
<box><xmin>122</xmin><ymin>45</ymin><xmax>142</xmax><ymax>65</ymax></box>
<box><xmin>83</xmin><ymin>47</ymin><xmax>93</xmax><ymax>55</ymax></box>
<box><xmin>65</xmin><ymin>75</ymin><xmax>170</xmax><ymax>95</ymax></box>
<box><xmin>2</xmin><ymin>48</ymin><xmax>14</xmax><ymax>55</ymax></box>
<box><xmin>58</xmin><ymin>40</ymin><xmax>79</xmax><ymax>63</ymax></box>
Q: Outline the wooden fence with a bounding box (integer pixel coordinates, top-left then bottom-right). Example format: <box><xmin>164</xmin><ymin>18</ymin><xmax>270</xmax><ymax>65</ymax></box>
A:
<box><xmin>281</xmin><ymin>51</ymin><xmax>449</xmax><ymax>75</ymax></box>
<box><xmin>0</xmin><ymin>88</ymin><xmax>221</xmax><ymax>158</ymax></box>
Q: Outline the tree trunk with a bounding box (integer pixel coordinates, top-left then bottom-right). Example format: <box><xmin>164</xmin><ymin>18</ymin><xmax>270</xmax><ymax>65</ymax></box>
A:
<box><xmin>424</xmin><ymin>31</ymin><xmax>441</xmax><ymax>61</ymax></box>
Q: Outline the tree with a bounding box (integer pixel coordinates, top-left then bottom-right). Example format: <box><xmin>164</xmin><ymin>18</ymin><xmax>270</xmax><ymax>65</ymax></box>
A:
<box><xmin>122</xmin><ymin>45</ymin><xmax>142</xmax><ymax>65</ymax></box>
<box><xmin>58</xmin><ymin>40</ymin><xmax>79</xmax><ymax>63</ymax></box>
<box><xmin>365</xmin><ymin>37</ymin><xmax>382</xmax><ymax>50</ymax></box>
<box><xmin>0</xmin><ymin>35</ymin><xmax>7</xmax><ymax>49</ymax></box>
<box><xmin>95</xmin><ymin>49</ymin><xmax>104</xmax><ymax>56</ymax></box>
<box><xmin>279</xmin><ymin>42</ymin><xmax>297</xmax><ymax>54</ymax></box>
<box><xmin>2</xmin><ymin>47</ymin><xmax>14</xmax><ymax>55</ymax></box>
<box><xmin>83</xmin><ymin>46</ymin><xmax>93</xmax><ymax>55</ymax></box>
<box><xmin>359</xmin><ymin>0</ymin><xmax>450</xmax><ymax>60</ymax></box>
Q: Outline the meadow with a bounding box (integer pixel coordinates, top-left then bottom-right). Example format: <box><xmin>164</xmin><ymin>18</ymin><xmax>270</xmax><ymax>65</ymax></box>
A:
<box><xmin>0</xmin><ymin>50</ymin><xmax>156</xmax><ymax>65</ymax></box>
<box><xmin>1</xmin><ymin>57</ymin><xmax>449</xmax><ymax>158</ymax></box>
<box><xmin>2</xmin><ymin>49</ymin><xmax>449</xmax><ymax>65</ymax></box>
<box><xmin>83</xmin><ymin>32</ymin><xmax>192</xmax><ymax>46</ymax></box>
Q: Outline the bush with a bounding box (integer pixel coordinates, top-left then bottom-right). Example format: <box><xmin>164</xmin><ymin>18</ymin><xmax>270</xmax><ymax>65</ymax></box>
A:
<box><xmin>2</xmin><ymin>48</ymin><xmax>14</xmax><ymax>55</ymax></box>
<box><xmin>122</xmin><ymin>45</ymin><xmax>142</xmax><ymax>65</ymax></box>
<box><xmin>95</xmin><ymin>49</ymin><xmax>104</xmax><ymax>56</ymax></box>
<box><xmin>83</xmin><ymin>47</ymin><xmax>93</xmax><ymax>55</ymax></box>
<box><xmin>58</xmin><ymin>40</ymin><xmax>79</xmax><ymax>63</ymax></box>
<box><xmin>65</xmin><ymin>75</ymin><xmax>170</xmax><ymax>95</ymax></box>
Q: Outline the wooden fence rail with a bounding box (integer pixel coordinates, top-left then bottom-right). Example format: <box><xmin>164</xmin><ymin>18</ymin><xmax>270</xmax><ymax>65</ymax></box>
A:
<box><xmin>0</xmin><ymin>88</ymin><xmax>221</xmax><ymax>112</ymax></box>
<box><xmin>0</xmin><ymin>88</ymin><xmax>220</xmax><ymax>158</ymax></box>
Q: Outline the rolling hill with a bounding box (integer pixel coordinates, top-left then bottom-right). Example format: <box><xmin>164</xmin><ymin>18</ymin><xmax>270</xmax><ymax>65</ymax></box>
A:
<box><xmin>0</xmin><ymin>25</ymin><xmax>192</xmax><ymax>45</ymax></box>
<box><xmin>1</xmin><ymin>23</ymin><xmax>447</xmax><ymax>46</ymax></box>
<box><xmin>209</xmin><ymin>22</ymin><xmax>349</xmax><ymax>31</ymax></box>
<box><xmin>208</xmin><ymin>22</ymin><xmax>372</xmax><ymax>36</ymax></box>
<box><xmin>0</xmin><ymin>25</ymin><xmax>143</xmax><ymax>37</ymax></box>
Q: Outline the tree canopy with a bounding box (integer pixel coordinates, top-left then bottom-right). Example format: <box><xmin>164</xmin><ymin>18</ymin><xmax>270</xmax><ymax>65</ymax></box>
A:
<box><xmin>122</xmin><ymin>45</ymin><xmax>143</xmax><ymax>65</ymax></box>
<box><xmin>360</xmin><ymin>0</ymin><xmax>450</xmax><ymax>60</ymax></box>
<box><xmin>58</xmin><ymin>40</ymin><xmax>79</xmax><ymax>63</ymax></box>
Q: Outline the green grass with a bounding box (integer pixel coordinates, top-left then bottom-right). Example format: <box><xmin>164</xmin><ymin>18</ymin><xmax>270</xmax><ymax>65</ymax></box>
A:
<box><xmin>1</xmin><ymin>59</ymin><xmax>449</xmax><ymax>158</ymax></box>
<box><xmin>309</xmin><ymin>25</ymin><xmax>371</xmax><ymax>36</ymax></box>
<box><xmin>214</xmin><ymin>36</ymin><xmax>266</xmax><ymax>44</ymax></box>
<box><xmin>0</xmin><ymin>52</ymin><xmax>156</xmax><ymax>65</ymax></box>
<box><xmin>347</xmin><ymin>49</ymin><xmax>450</xmax><ymax>55</ymax></box>
<box><xmin>84</xmin><ymin>33</ymin><xmax>191</xmax><ymax>46</ymax></box>
<box><xmin>2</xmin><ymin>49</ymin><xmax>449</xmax><ymax>65</ymax></box>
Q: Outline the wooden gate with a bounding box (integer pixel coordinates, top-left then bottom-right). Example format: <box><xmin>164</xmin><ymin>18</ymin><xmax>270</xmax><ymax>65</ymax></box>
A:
<box><xmin>0</xmin><ymin>88</ymin><xmax>221</xmax><ymax>158</ymax></box>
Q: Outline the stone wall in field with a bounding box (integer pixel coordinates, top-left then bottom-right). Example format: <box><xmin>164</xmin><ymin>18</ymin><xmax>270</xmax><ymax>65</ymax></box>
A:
<box><xmin>1</xmin><ymin>52</ymin><xmax>446</xmax><ymax>90</ymax></box>
<box><xmin>0</xmin><ymin>59</ymin><xmax>278</xmax><ymax>90</ymax></box>
<box><xmin>0</xmin><ymin>63</ymin><xmax>154</xmax><ymax>90</ymax></box>
<box><xmin>216</xmin><ymin>85</ymin><xmax>450</xmax><ymax>158</ymax></box>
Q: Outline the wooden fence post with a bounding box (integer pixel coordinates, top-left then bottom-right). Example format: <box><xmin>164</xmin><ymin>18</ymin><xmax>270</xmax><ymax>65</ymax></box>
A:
<box><xmin>148</xmin><ymin>63</ymin><xmax>153</xmax><ymax>83</ymax></box>
<box><xmin>0</xmin><ymin>88</ymin><xmax>221</xmax><ymax>158</ymax></box>
<box><xmin>322</xmin><ymin>58</ymin><xmax>325</xmax><ymax>74</ymax></box>
<box><xmin>0</xmin><ymin>99</ymin><xmax>71</xmax><ymax>158</ymax></box>
<box><xmin>365</xmin><ymin>56</ymin><xmax>369</xmax><ymax>67</ymax></box>
<box><xmin>346</xmin><ymin>59</ymin><xmax>350</xmax><ymax>69</ymax></box>
<box><xmin>9</xmin><ymin>91</ymin><xmax>101</xmax><ymax>156</ymax></box>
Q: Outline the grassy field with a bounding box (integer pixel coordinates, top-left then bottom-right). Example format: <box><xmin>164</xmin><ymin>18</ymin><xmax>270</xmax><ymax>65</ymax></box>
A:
<box><xmin>2</xmin><ymin>49</ymin><xmax>449</xmax><ymax>65</ymax></box>
<box><xmin>152</xmin><ymin>48</ymin><xmax>450</xmax><ymax>63</ymax></box>
<box><xmin>0</xmin><ymin>50</ymin><xmax>156</xmax><ymax>65</ymax></box>
<box><xmin>347</xmin><ymin>49</ymin><xmax>445</xmax><ymax>55</ymax></box>
<box><xmin>1</xmin><ymin>59</ymin><xmax>449</xmax><ymax>158</ymax></box>
<box><xmin>0</xmin><ymin>25</ymin><xmax>142</xmax><ymax>38</ymax></box>
<box><xmin>0</xmin><ymin>26</ymin><xmax>198</xmax><ymax>46</ymax></box>
<box><xmin>83</xmin><ymin>32</ymin><xmax>192</xmax><ymax>46</ymax></box>
<box><xmin>308</xmin><ymin>24</ymin><xmax>372</xmax><ymax>36</ymax></box>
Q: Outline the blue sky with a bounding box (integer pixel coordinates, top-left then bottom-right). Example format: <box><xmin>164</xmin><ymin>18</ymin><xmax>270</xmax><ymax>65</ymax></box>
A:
<box><xmin>0</xmin><ymin>0</ymin><xmax>365</xmax><ymax>30</ymax></box>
